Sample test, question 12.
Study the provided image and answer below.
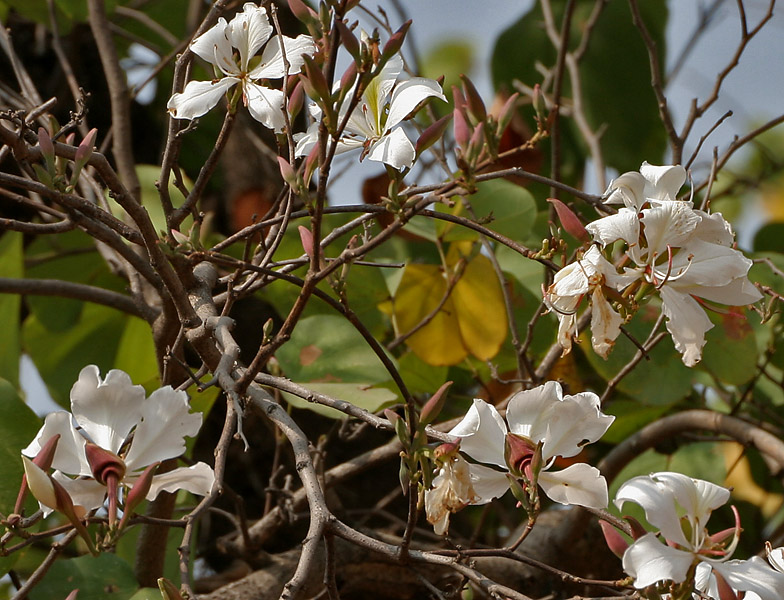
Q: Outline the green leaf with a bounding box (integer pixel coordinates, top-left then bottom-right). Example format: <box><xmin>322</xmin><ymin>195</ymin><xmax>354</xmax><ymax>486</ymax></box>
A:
<box><xmin>701</xmin><ymin>310</ymin><xmax>759</xmax><ymax>386</ymax></box>
<box><xmin>128</xmin><ymin>589</ymin><xmax>161</xmax><ymax>600</ymax></box>
<box><xmin>584</xmin><ymin>303</ymin><xmax>693</xmax><ymax>405</ymax></box>
<box><xmin>283</xmin><ymin>382</ymin><xmax>398</xmax><ymax>419</ymax></box>
<box><xmin>275</xmin><ymin>314</ymin><xmax>395</xmax><ymax>384</ymax></box>
<box><xmin>440</xmin><ymin>180</ymin><xmax>537</xmax><ymax>243</ymax></box>
<box><xmin>29</xmin><ymin>553</ymin><xmax>138</xmax><ymax>600</ymax></box>
<box><xmin>0</xmin><ymin>231</ymin><xmax>23</xmax><ymax>386</ymax></box>
<box><xmin>421</xmin><ymin>39</ymin><xmax>474</xmax><ymax>108</ymax></box>
<box><xmin>113</xmin><ymin>316</ymin><xmax>159</xmax><ymax>386</ymax></box>
<box><xmin>398</xmin><ymin>352</ymin><xmax>448</xmax><ymax>396</ymax></box>
<box><xmin>22</xmin><ymin>303</ymin><xmax>127</xmax><ymax>407</ymax></box>
<box><xmin>753</xmin><ymin>222</ymin><xmax>784</xmax><ymax>253</ymax></box>
<box><xmin>0</xmin><ymin>379</ymin><xmax>41</xmax><ymax>576</ymax></box>
<box><xmin>601</xmin><ymin>400</ymin><xmax>669</xmax><ymax>444</ymax></box>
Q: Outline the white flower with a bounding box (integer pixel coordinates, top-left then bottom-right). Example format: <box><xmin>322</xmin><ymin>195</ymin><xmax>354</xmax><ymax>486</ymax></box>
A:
<box><xmin>294</xmin><ymin>53</ymin><xmax>446</xmax><ymax>169</ymax></box>
<box><xmin>167</xmin><ymin>2</ymin><xmax>315</xmax><ymax>131</ymax></box>
<box><xmin>425</xmin><ymin>454</ymin><xmax>477</xmax><ymax>535</ymax></box>
<box><xmin>448</xmin><ymin>382</ymin><xmax>614</xmax><ymax>510</ymax></box>
<box><xmin>586</xmin><ymin>162</ymin><xmax>762</xmax><ymax>366</ymax></box>
<box><xmin>544</xmin><ymin>246</ymin><xmax>635</xmax><ymax>359</ymax></box>
<box><xmin>615</xmin><ymin>472</ymin><xmax>784</xmax><ymax>600</ymax></box>
<box><xmin>22</xmin><ymin>365</ymin><xmax>214</xmax><ymax>516</ymax></box>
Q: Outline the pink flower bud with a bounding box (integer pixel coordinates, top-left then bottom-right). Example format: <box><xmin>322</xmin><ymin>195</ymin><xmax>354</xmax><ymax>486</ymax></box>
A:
<box><xmin>460</xmin><ymin>74</ymin><xmax>486</xmax><ymax>123</ymax></box>
<box><xmin>434</xmin><ymin>441</ymin><xmax>460</xmax><ymax>460</ymax></box>
<box><xmin>277</xmin><ymin>156</ymin><xmax>297</xmax><ymax>188</ymax></box>
<box><xmin>119</xmin><ymin>462</ymin><xmax>159</xmax><ymax>531</ymax></box>
<box><xmin>495</xmin><ymin>92</ymin><xmax>519</xmax><ymax>138</ymax></box>
<box><xmin>547</xmin><ymin>198</ymin><xmax>589</xmax><ymax>242</ymax></box>
<box><xmin>415</xmin><ymin>113</ymin><xmax>452</xmax><ymax>158</ymax></box>
<box><xmin>84</xmin><ymin>442</ymin><xmax>126</xmax><ymax>485</ymax></box>
<box><xmin>288</xmin><ymin>80</ymin><xmax>305</xmax><ymax>120</ymax></box>
<box><xmin>453</xmin><ymin>108</ymin><xmax>470</xmax><ymax>149</ymax></box>
<box><xmin>38</xmin><ymin>127</ymin><xmax>54</xmax><ymax>161</ymax></box>
<box><xmin>599</xmin><ymin>520</ymin><xmax>629</xmax><ymax>559</ymax></box>
<box><xmin>335</xmin><ymin>19</ymin><xmax>360</xmax><ymax>61</ymax></box>
<box><xmin>504</xmin><ymin>433</ymin><xmax>537</xmax><ymax>480</ymax></box>
<box><xmin>381</xmin><ymin>21</ymin><xmax>411</xmax><ymax>63</ymax></box>
<box><xmin>419</xmin><ymin>381</ymin><xmax>452</xmax><ymax>426</ymax></box>
<box><xmin>298</xmin><ymin>225</ymin><xmax>315</xmax><ymax>261</ymax></box>
<box><xmin>15</xmin><ymin>434</ymin><xmax>61</xmax><ymax>513</ymax></box>
<box><xmin>288</xmin><ymin>0</ymin><xmax>318</xmax><ymax>25</ymax></box>
<box><xmin>74</xmin><ymin>128</ymin><xmax>97</xmax><ymax>167</ymax></box>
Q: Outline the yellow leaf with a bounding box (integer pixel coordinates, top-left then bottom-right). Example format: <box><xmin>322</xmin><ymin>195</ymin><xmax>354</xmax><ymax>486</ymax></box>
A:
<box><xmin>392</xmin><ymin>252</ymin><xmax>507</xmax><ymax>366</ymax></box>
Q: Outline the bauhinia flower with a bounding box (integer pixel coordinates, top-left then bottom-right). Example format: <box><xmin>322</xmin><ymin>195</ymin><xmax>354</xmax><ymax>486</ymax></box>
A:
<box><xmin>22</xmin><ymin>366</ymin><xmax>214</xmax><ymax>523</ymax></box>
<box><xmin>167</xmin><ymin>2</ymin><xmax>315</xmax><ymax>131</ymax></box>
<box><xmin>615</xmin><ymin>472</ymin><xmax>784</xmax><ymax>600</ymax></box>
<box><xmin>441</xmin><ymin>382</ymin><xmax>614</xmax><ymax>515</ymax></box>
<box><xmin>584</xmin><ymin>162</ymin><xmax>761</xmax><ymax>366</ymax></box>
<box><xmin>295</xmin><ymin>53</ymin><xmax>446</xmax><ymax>169</ymax></box>
<box><xmin>544</xmin><ymin>245</ymin><xmax>636</xmax><ymax>359</ymax></box>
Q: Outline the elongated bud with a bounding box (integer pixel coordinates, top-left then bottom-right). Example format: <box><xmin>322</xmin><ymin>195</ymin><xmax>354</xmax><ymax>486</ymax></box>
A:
<box><xmin>380</xmin><ymin>20</ymin><xmax>411</xmax><ymax>64</ymax></box>
<box><xmin>419</xmin><ymin>381</ymin><xmax>452</xmax><ymax>426</ymax></box>
<box><xmin>338</xmin><ymin>61</ymin><xmax>358</xmax><ymax>103</ymax></box>
<box><xmin>466</xmin><ymin>121</ymin><xmax>485</xmax><ymax>164</ymax></box>
<box><xmin>288</xmin><ymin>80</ymin><xmax>305</xmax><ymax>120</ymax></box>
<box><xmin>495</xmin><ymin>92</ymin><xmax>519</xmax><ymax>138</ymax></box>
<box><xmin>277</xmin><ymin>157</ymin><xmax>298</xmax><ymax>188</ymax></box>
<box><xmin>15</xmin><ymin>434</ymin><xmax>61</xmax><ymax>513</ymax></box>
<box><xmin>288</xmin><ymin>0</ymin><xmax>318</xmax><ymax>25</ymax></box>
<box><xmin>303</xmin><ymin>143</ymin><xmax>319</xmax><ymax>186</ymax></box>
<box><xmin>506</xmin><ymin>473</ymin><xmax>530</xmax><ymax>511</ymax></box>
<box><xmin>38</xmin><ymin>127</ymin><xmax>56</xmax><ymax>175</ymax></box>
<box><xmin>532</xmin><ymin>84</ymin><xmax>547</xmax><ymax>124</ymax></box>
<box><xmin>504</xmin><ymin>433</ymin><xmax>536</xmax><ymax>480</ymax></box>
<box><xmin>119</xmin><ymin>462</ymin><xmax>159</xmax><ymax>531</ymax></box>
<box><xmin>158</xmin><ymin>578</ymin><xmax>185</xmax><ymax>600</ymax></box>
<box><xmin>599</xmin><ymin>520</ymin><xmax>629</xmax><ymax>558</ymax></box>
<box><xmin>624</xmin><ymin>515</ymin><xmax>647</xmax><ymax>540</ymax></box>
<box><xmin>300</xmin><ymin>59</ymin><xmax>328</xmax><ymax>103</ymax></box>
<box><xmin>451</xmin><ymin>86</ymin><xmax>466</xmax><ymax>112</ymax></box>
<box><xmin>298</xmin><ymin>225</ymin><xmax>315</xmax><ymax>260</ymax></box>
<box><xmin>383</xmin><ymin>408</ymin><xmax>400</xmax><ymax>427</ymax></box>
<box><xmin>64</xmin><ymin>590</ymin><xmax>79</xmax><ymax>600</ymax></box>
<box><xmin>335</xmin><ymin>19</ymin><xmax>360</xmax><ymax>62</ymax></box>
<box><xmin>415</xmin><ymin>113</ymin><xmax>452</xmax><ymax>158</ymax></box>
<box><xmin>547</xmin><ymin>198</ymin><xmax>589</xmax><ymax>242</ymax></box>
<box><xmin>453</xmin><ymin>108</ymin><xmax>470</xmax><ymax>150</ymax></box>
<box><xmin>460</xmin><ymin>74</ymin><xmax>486</xmax><ymax>123</ymax></box>
<box><xmin>75</xmin><ymin>128</ymin><xmax>97</xmax><ymax>168</ymax></box>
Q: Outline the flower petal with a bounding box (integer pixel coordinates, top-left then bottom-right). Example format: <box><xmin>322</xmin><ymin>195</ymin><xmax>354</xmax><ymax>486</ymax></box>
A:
<box><xmin>22</xmin><ymin>456</ymin><xmax>58</xmax><ymax>513</ymax></box>
<box><xmin>712</xmin><ymin>557</ymin><xmax>784</xmax><ymax>600</ymax></box>
<box><xmin>622</xmin><ymin>531</ymin><xmax>694</xmax><ymax>588</ymax></box>
<box><xmin>23</xmin><ymin>411</ymin><xmax>90</xmax><ymax>476</ymax></box>
<box><xmin>449</xmin><ymin>399</ymin><xmax>507</xmax><ymax>468</ymax></box>
<box><xmin>227</xmin><ymin>3</ymin><xmax>273</xmax><ymax>70</ymax></box>
<box><xmin>385</xmin><ymin>77</ymin><xmax>446</xmax><ymax>131</ymax></box>
<box><xmin>249</xmin><ymin>34</ymin><xmax>316</xmax><ymax>79</ymax></box>
<box><xmin>615</xmin><ymin>473</ymin><xmax>690</xmax><ymax>548</ymax></box>
<box><xmin>659</xmin><ymin>285</ymin><xmax>714</xmax><ymax>366</ymax></box>
<box><xmin>52</xmin><ymin>471</ymin><xmax>107</xmax><ymax>513</ymax></box>
<box><xmin>124</xmin><ymin>387</ymin><xmax>202</xmax><ymax>472</ymax></box>
<box><xmin>145</xmin><ymin>462</ymin><xmax>215</xmax><ymax>500</ymax></box>
<box><xmin>590</xmin><ymin>286</ymin><xmax>624</xmax><ymax>359</ymax></box>
<box><xmin>167</xmin><ymin>77</ymin><xmax>238</xmax><ymax>120</ymax></box>
<box><xmin>640</xmin><ymin>162</ymin><xmax>687</xmax><ymax>203</ymax></box>
<box><xmin>543</xmin><ymin>391</ymin><xmax>614</xmax><ymax>460</ymax></box>
<box><xmin>190</xmin><ymin>18</ymin><xmax>232</xmax><ymax>68</ymax></box>
<box><xmin>366</xmin><ymin>127</ymin><xmax>415</xmax><ymax>170</ymax></box>
<box><xmin>244</xmin><ymin>83</ymin><xmax>286</xmax><ymax>131</ymax></box>
<box><xmin>506</xmin><ymin>381</ymin><xmax>562</xmax><ymax>442</ymax></box>
<box><xmin>70</xmin><ymin>365</ymin><xmax>145</xmax><ymax>455</ymax></box>
<box><xmin>604</xmin><ymin>171</ymin><xmax>646</xmax><ymax>209</ymax></box>
<box><xmin>466</xmin><ymin>463</ymin><xmax>510</xmax><ymax>504</ymax></box>
<box><xmin>586</xmin><ymin>208</ymin><xmax>640</xmax><ymax>247</ymax></box>
<box><xmin>538</xmin><ymin>463</ymin><xmax>609</xmax><ymax>508</ymax></box>
<box><xmin>640</xmin><ymin>201</ymin><xmax>700</xmax><ymax>256</ymax></box>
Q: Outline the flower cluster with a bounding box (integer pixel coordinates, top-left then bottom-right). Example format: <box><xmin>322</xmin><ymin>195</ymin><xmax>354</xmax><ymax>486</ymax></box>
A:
<box><xmin>425</xmin><ymin>381</ymin><xmax>614</xmax><ymax>535</ymax></box>
<box><xmin>21</xmin><ymin>366</ymin><xmax>214</xmax><ymax>527</ymax></box>
<box><xmin>168</xmin><ymin>4</ymin><xmax>444</xmax><ymax>170</ymax></box>
<box><xmin>613</xmin><ymin>472</ymin><xmax>784</xmax><ymax>600</ymax></box>
<box><xmin>546</xmin><ymin>162</ymin><xmax>761</xmax><ymax>366</ymax></box>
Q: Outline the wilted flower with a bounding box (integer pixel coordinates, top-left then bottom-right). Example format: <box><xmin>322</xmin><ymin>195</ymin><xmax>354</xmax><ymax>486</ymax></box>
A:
<box><xmin>22</xmin><ymin>366</ymin><xmax>214</xmax><ymax>521</ymax></box>
<box><xmin>295</xmin><ymin>53</ymin><xmax>446</xmax><ymax>169</ymax></box>
<box><xmin>444</xmin><ymin>382</ymin><xmax>614</xmax><ymax>512</ymax></box>
<box><xmin>167</xmin><ymin>2</ymin><xmax>315</xmax><ymax>130</ymax></box>
<box><xmin>424</xmin><ymin>452</ymin><xmax>477</xmax><ymax>535</ymax></box>
<box><xmin>615</xmin><ymin>472</ymin><xmax>784</xmax><ymax>599</ymax></box>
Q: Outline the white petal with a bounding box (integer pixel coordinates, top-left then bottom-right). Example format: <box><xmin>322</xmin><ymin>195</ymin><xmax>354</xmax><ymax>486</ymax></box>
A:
<box><xmin>622</xmin><ymin>532</ymin><xmax>694</xmax><ymax>588</ymax></box>
<box><xmin>294</xmin><ymin>123</ymin><xmax>319</xmax><ymax>157</ymax></box>
<box><xmin>538</xmin><ymin>463</ymin><xmax>609</xmax><ymax>508</ymax></box>
<box><xmin>687</xmin><ymin>275</ymin><xmax>762</xmax><ymax>306</ymax></box>
<box><xmin>556</xmin><ymin>311</ymin><xmax>577</xmax><ymax>355</ymax></box>
<box><xmin>767</xmin><ymin>545</ymin><xmax>784</xmax><ymax>572</ymax></box>
<box><xmin>659</xmin><ymin>285</ymin><xmax>713</xmax><ymax>366</ymax></box>
<box><xmin>712</xmin><ymin>557</ymin><xmax>784</xmax><ymax>600</ymax></box>
<box><xmin>23</xmin><ymin>456</ymin><xmax>58</xmax><ymax>512</ymax></box>
<box><xmin>145</xmin><ymin>463</ymin><xmax>215</xmax><ymax>500</ymax></box>
<box><xmin>604</xmin><ymin>171</ymin><xmax>646</xmax><ymax>209</ymax></box>
<box><xmin>615</xmin><ymin>473</ymin><xmax>690</xmax><ymax>548</ymax></box>
<box><xmin>693</xmin><ymin>210</ymin><xmax>735</xmax><ymax>246</ymax></box>
<box><xmin>590</xmin><ymin>287</ymin><xmax>623</xmax><ymax>359</ymax></box>
<box><xmin>70</xmin><ymin>366</ymin><xmax>145</xmax><ymax>455</ymax></box>
<box><xmin>244</xmin><ymin>83</ymin><xmax>286</xmax><ymax>131</ymax></box>
<box><xmin>53</xmin><ymin>471</ymin><xmax>107</xmax><ymax>513</ymax></box>
<box><xmin>467</xmin><ymin>463</ymin><xmax>510</xmax><ymax>504</ymax></box>
<box><xmin>366</xmin><ymin>127</ymin><xmax>415</xmax><ymax>170</ymax></box>
<box><xmin>640</xmin><ymin>201</ymin><xmax>700</xmax><ymax>256</ymax></box>
<box><xmin>23</xmin><ymin>411</ymin><xmax>90</xmax><ymax>476</ymax></box>
<box><xmin>190</xmin><ymin>18</ymin><xmax>231</xmax><ymax>67</ymax></box>
<box><xmin>167</xmin><ymin>77</ymin><xmax>238</xmax><ymax>120</ymax></box>
<box><xmin>227</xmin><ymin>3</ymin><xmax>272</xmax><ymax>70</ymax></box>
<box><xmin>669</xmin><ymin>239</ymin><xmax>753</xmax><ymax>288</ymax></box>
<box><xmin>543</xmin><ymin>390</ymin><xmax>614</xmax><ymax>460</ymax></box>
<box><xmin>370</xmin><ymin>53</ymin><xmax>403</xmax><ymax>109</ymax></box>
<box><xmin>124</xmin><ymin>387</ymin><xmax>202</xmax><ymax>472</ymax></box>
<box><xmin>640</xmin><ymin>162</ymin><xmax>687</xmax><ymax>203</ymax></box>
<box><xmin>653</xmin><ymin>471</ymin><xmax>729</xmax><ymax>530</ymax></box>
<box><xmin>449</xmin><ymin>399</ymin><xmax>507</xmax><ymax>468</ymax></box>
<box><xmin>586</xmin><ymin>209</ymin><xmax>640</xmax><ymax>247</ymax></box>
<box><xmin>385</xmin><ymin>77</ymin><xmax>446</xmax><ymax>131</ymax></box>
<box><xmin>249</xmin><ymin>34</ymin><xmax>316</xmax><ymax>79</ymax></box>
<box><xmin>506</xmin><ymin>381</ymin><xmax>562</xmax><ymax>442</ymax></box>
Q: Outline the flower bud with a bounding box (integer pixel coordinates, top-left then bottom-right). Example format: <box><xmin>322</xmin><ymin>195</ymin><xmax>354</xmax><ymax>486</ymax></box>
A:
<box><xmin>453</xmin><ymin>108</ymin><xmax>470</xmax><ymax>150</ymax></box>
<box><xmin>288</xmin><ymin>80</ymin><xmax>305</xmax><ymax>120</ymax></box>
<box><xmin>288</xmin><ymin>0</ymin><xmax>318</xmax><ymax>25</ymax></box>
<box><xmin>415</xmin><ymin>113</ymin><xmax>452</xmax><ymax>158</ymax></box>
<box><xmin>504</xmin><ymin>433</ymin><xmax>537</xmax><ymax>480</ymax></box>
<box><xmin>300</xmin><ymin>56</ymin><xmax>330</xmax><ymax>103</ymax></box>
<box><xmin>380</xmin><ymin>21</ymin><xmax>411</xmax><ymax>66</ymax></box>
<box><xmin>547</xmin><ymin>198</ymin><xmax>589</xmax><ymax>242</ymax></box>
<box><xmin>298</xmin><ymin>225</ymin><xmax>315</xmax><ymax>261</ymax></box>
<box><xmin>84</xmin><ymin>442</ymin><xmax>126</xmax><ymax>485</ymax></box>
<box><xmin>419</xmin><ymin>381</ymin><xmax>452</xmax><ymax>426</ymax></box>
<box><xmin>74</xmin><ymin>128</ymin><xmax>97</xmax><ymax>170</ymax></box>
<box><xmin>433</xmin><ymin>441</ymin><xmax>460</xmax><ymax>460</ymax></box>
<box><xmin>495</xmin><ymin>92</ymin><xmax>519</xmax><ymax>138</ymax></box>
<box><xmin>338</xmin><ymin>61</ymin><xmax>358</xmax><ymax>103</ymax></box>
<box><xmin>119</xmin><ymin>462</ymin><xmax>159</xmax><ymax>531</ymax></box>
<box><xmin>158</xmin><ymin>577</ymin><xmax>185</xmax><ymax>600</ymax></box>
<box><xmin>335</xmin><ymin>19</ymin><xmax>360</xmax><ymax>62</ymax></box>
<box><xmin>460</xmin><ymin>74</ymin><xmax>486</xmax><ymax>123</ymax></box>
<box><xmin>599</xmin><ymin>520</ymin><xmax>629</xmax><ymax>559</ymax></box>
<box><xmin>277</xmin><ymin>157</ymin><xmax>298</xmax><ymax>188</ymax></box>
<box><xmin>15</xmin><ymin>434</ymin><xmax>60</xmax><ymax>513</ymax></box>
